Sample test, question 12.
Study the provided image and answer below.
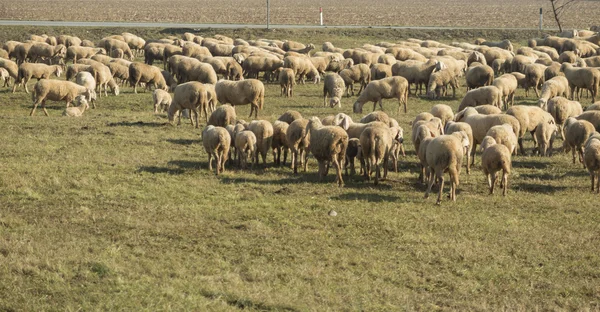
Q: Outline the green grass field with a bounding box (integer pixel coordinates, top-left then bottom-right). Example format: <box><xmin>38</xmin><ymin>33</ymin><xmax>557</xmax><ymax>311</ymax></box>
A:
<box><xmin>1</xmin><ymin>27</ymin><xmax>599</xmax><ymax>311</ymax></box>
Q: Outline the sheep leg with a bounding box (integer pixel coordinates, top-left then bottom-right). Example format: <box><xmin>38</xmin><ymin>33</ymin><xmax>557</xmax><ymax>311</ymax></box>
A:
<box><xmin>518</xmin><ymin>138</ymin><xmax>526</xmax><ymax>156</ymax></box>
<box><xmin>490</xmin><ymin>172</ymin><xmax>496</xmax><ymax>195</ymax></box>
<box><xmin>283</xmin><ymin>148</ymin><xmax>288</xmax><ymax>166</ymax></box>
<box><xmin>215</xmin><ymin>152</ymin><xmax>221</xmax><ymax>175</ymax></box>
<box><xmin>374</xmin><ymin>161</ymin><xmax>380</xmax><ymax>186</ymax></box>
<box><xmin>207</xmin><ymin>153</ymin><xmax>213</xmax><ymax>172</ymax></box>
<box><xmin>596</xmin><ymin>171</ymin><xmax>600</xmax><ymax>193</ymax></box>
<box><xmin>424</xmin><ymin>168</ymin><xmax>435</xmax><ymax>199</ymax></box>
<box><xmin>470</xmin><ymin>143</ymin><xmax>477</xmax><ymax>166</ymax></box>
<box><xmin>302</xmin><ymin>150</ymin><xmax>308</xmax><ymax>172</ymax></box>
<box><xmin>436</xmin><ymin>173</ymin><xmax>445</xmax><ymax>205</ymax></box>
<box><xmin>318</xmin><ymin>161</ymin><xmax>326</xmax><ymax>181</ymax></box>
<box><xmin>291</xmin><ymin>151</ymin><xmax>297</xmax><ymax>173</ymax></box>
<box><xmin>502</xmin><ymin>171</ymin><xmax>508</xmax><ymax>196</ymax></box>
<box><xmin>579</xmin><ymin>147</ymin><xmax>585</xmax><ymax>167</ymax></box>
<box><xmin>333</xmin><ymin>158</ymin><xmax>343</xmax><ymax>187</ymax></box>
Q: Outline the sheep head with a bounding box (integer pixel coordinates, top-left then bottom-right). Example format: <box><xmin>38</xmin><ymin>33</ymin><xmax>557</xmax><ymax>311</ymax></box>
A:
<box><xmin>480</xmin><ymin>136</ymin><xmax>496</xmax><ymax>152</ymax></box>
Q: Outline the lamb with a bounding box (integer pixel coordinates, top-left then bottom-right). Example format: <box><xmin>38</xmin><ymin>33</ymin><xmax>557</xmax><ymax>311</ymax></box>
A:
<box><xmin>584</xmin><ymin>134</ymin><xmax>600</xmax><ymax>192</ymax></box>
<box><xmin>128</xmin><ymin>62</ymin><xmax>168</xmax><ymax>93</ymax></box>
<box><xmin>304</xmin><ymin>117</ymin><xmax>348</xmax><ymax>186</ymax></box>
<box><xmin>458</xmin><ymin>86</ymin><xmax>503</xmax><ymax>111</ymax></box>
<box><xmin>201</xmin><ymin>125</ymin><xmax>231</xmax><ymax>175</ymax></box>
<box><xmin>484</xmin><ymin>124</ymin><xmax>519</xmax><ymax>156</ymax></box>
<box><xmin>167</xmin><ymin>82</ymin><xmax>209</xmax><ymax>128</ymax></box>
<box><xmin>152</xmin><ymin>89</ymin><xmax>172</xmax><ymax>113</ymax></box>
<box><xmin>215</xmin><ymin>79</ymin><xmax>265</xmax><ymax>118</ymax></box>
<box><xmin>546</xmin><ymin>96</ymin><xmax>583</xmax><ymax>139</ymax></box>
<box><xmin>322</xmin><ymin>73</ymin><xmax>346</xmax><ymax>107</ymax></box>
<box><xmin>445</xmin><ymin>121</ymin><xmax>474</xmax><ymax>174</ymax></box>
<box><xmin>534</xmin><ymin>121</ymin><xmax>557</xmax><ymax>156</ymax></box>
<box><xmin>286</xmin><ymin>118</ymin><xmax>310</xmax><ymax>174</ymax></box>
<box><xmin>424</xmin><ymin>131</ymin><xmax>470</xmax><ymax>205</ymax></box>
<box><xmin>338</xmin><ymin>64</ymin><xmax>370</xmax><ymax>96</ymax></box>
<box><xmin>208</xmin><ymin>104</ymin><xmax>237</xmax><ymax>127</ymax></box>
<box><xmin>277</xmin><ymin>110</ymin><xmax>303</xmax><ymax>124</ymax></box>
<box><xmin>235</xmin><ymin>130</ymin><xmax>257</xmax><ymax>169</ymax></box>
<box><xmin>271</xmin><ymin>120</ymin><xmax>290</xmax><ymax>166</ymax></box>
<box><xmin>563</xmin><ymin>117</ymin><xmax>596</xmax><ymax>165</ymax></box>
<box><xmin>279</xmin><ymin>68</ymin><xmax>295</xmax><ymax>97</ymax></box>
<box><xmin>360</xmin><ymin>124</ymin><xmax>393</xmax><ymax>185</ymax></box>
<box><xmin>506</xmin><ymin>105</ymin><xmax>555</xmax><ymax>155</ymax></box>
<box><xmin>61</xmin><ymin>96</ymin><xmax>89</xmax><ymax>117</ymax></box>
<box><xmin>430</xmin><ymin>104</ymin><xmax>454</xmax><ymax>127</ymax></box>
<box><xmin>492</xmin><ymin>74</ymin><xmax>518</xmax><ymax>109</ymax></box>
<box><xmin>479</xmin><ymin>136</ymin><xmax>511</xmax><ymax>196</ymax></box>
<box><xmin>30</xmin><ymin>79</ymin><xmax>95</xmax><ymax>116</ymax></box>
<box><xmin>352</xmin><ymin>76</ymin><xmax>409</xmax><ymax>113</ymax></box>
<box><xmin>538</xmin><ymin>76</ymin><xmax>571</xmax><ymax>109</ymax></box>
<box><xmin>465</xmin><ymin>63</ymin><xmax>494</xmax><ymax>90</ymax></box>
<box><xmin>74</xmin><ymin>71</ymin><xmax>97</xmax><ymax>108</ymax></box>
<box><xmin>523</xmin><ymin>63</ymin><xmax>547</xmax><ymax>97</ymax></box>
<box><xmin>15</xmin><ymin>63</ymin><xmax>63</xmax><ymax>93</ymax></box>
<box><xmin>560</xmin><ymin>63</ymin><xmax>600</xmax><ymax>103</ymax></box>
<box><xmin>426</xmin><ymin>68</ymin><xmax>459</xmax><ymax>99</ymax></box>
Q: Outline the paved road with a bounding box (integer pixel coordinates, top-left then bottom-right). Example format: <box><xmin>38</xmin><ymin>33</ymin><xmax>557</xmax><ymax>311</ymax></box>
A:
<box><xmin>0</xmin><ymin>20</ymin><xmax>551</xmax><ymax>31</ymax></box>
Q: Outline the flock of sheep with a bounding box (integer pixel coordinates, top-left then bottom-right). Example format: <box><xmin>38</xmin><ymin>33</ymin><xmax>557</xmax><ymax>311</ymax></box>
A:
<box><xmin>3</xmin><ymin>29</ymin><xmax>600</xmax><ymax>204</ymax></box>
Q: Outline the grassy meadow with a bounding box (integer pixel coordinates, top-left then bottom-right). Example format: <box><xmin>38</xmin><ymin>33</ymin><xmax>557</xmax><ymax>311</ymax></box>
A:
<box><xmin>0</xmin><ymin>27</ymin><xmax>600</xmax><ymax>310</ymax></box>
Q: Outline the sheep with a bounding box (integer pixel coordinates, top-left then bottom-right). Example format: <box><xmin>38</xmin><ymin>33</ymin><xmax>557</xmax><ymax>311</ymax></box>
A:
<box><xmin>538</xmin><ymin>76</ymin><xmax>571</xmax><ymax>109</ymax></box>
<box><xmin>207</xmin><ymin>104</ymin><xmax>236</xmax><ymax>128</ymax></box>
<box><xmin>412</xmin><ymin>117</ymin><xmax>444</xmax><ymax>156</ymax></box>
<box><xmin>586</xmin><ymin>102</ymin><xmax>600</xmax><ymax>111</ymax></box>
<box><xmin>0</xmin><ymin>57</ymin><xmax>18</xmax><ymax>88</ymax></box>
<box><xmin>241</xmin><ymin>55</ymin><xmax>283</xmax><ymax>80</ymax></box>
<box><xmin>523</xmin><ymin>63</ymin><xmax>547</xmax><ymax>97</ymax></box>
<box><xmin>510</xmin><ymin>55</ymin><xmax>535</xmax><ymax>73</ymax></box>
<box><xmin>202</xmin><ymin>125</ymin><xmax>231</xmax><ymax>175</ymax></box>
<box><xmin>235</xmin><ymin>130</ymin><xmax>257</xmax><ymax>169</ymax></box>
<box><xmin>272</xmin><ymin>120</ymin><xmax>290</xmax><ymax>166</ymax></box>
<box><xmin>484</xmin><ymin>124</ymin><xmax>519</xmax><ymax>156</ymax></box>
<box><xmin>584</xmin><ymin>134</ymin><xmax>600</xmax><ymax>192</ymax></box>
<box><xmin>352</xmin><ymin>76</ymin><xmax>409</xmax><ymax>114</ymax></box>
<box><xmin>15</xmin><ymin>63</ymin><xmax>63</xmax><ymax>93</ymax></box>
<box><xmin>152</xmin><ymin>89</ymin><xmax>172</xmax><ymax>113</ymax></box>
<box><xmin>66</xmin><ymin>46</ymin><xmax>105</xmax><ymax>63</ymax></box>
<box><xmin>560</xmin><ymin>63</ymin><xmax>600</xmax><ymax>103</ymax></box>
<box><xmin>481</xmin><ymin>39</ymin><xmax>514</xmax><ymax>51</ymax></box>
<box><xmin>426</xmin><ymin>68</ymin><xmax>459</xmax><ymax>99</ymax></box>
<box><xmin>424</xmin><ymin>131</ymin><xmax>470</xmax><ymax>205</ymax></box>
<box><xmin>534</xmin><ymin>121</ymin><xmax>557</xmax><ymax>156</ymax></box>
<box><xmin>465</xmin><ymin>63</ymin><xmax>494</xmax><ymax>90</ymax></box>
<box><xmin>27</xmin><ymin>42</ymin><xmax>66</xmax><ymax>63</ymax></box>
<box><xmin>128</xmin><ymin>62</ymin><xmax>168</xmax><ymax>94</ymax></box>
<box><xmin>563</xmin><ymin>117</ymin><xmax>596</xmax><ymax>165</ymax></box>
<box><xmin>61</xmin><ymin>96</ymin><xmax>89</xmax><ymax>117</ymax></box>
<box><xmin>323</xmin><ymin>73</ymin><xmax>345</xmax><ymax>108</ymax></box>
<box><xmin>215</xmin><ymin>79</ymin><xmax>264</xmax><ymax>119</ymax></box>
<box><xmin>243</xmin><ymin>120</ymin><xmax>273</xmax><ymax>167</ymax></box>
<box><xmin>479</xmin><ymin>136</ymin><xmax>511</xmax><ymax>196</ymax></box>
<box><xmin>546</xmin><ymin>96</ymin><xmax>583</xmax><ymax>139</ymax></box>
<box><xmin>506</xmin><ymin>105</ymin><xmax>555</xmax><ymax>155</ymax></box>
<box><xmin>370</xmin><ymin>63</ymin><xmax>392</xmax><ymax>80</ymax></box>
<box><xmin>304</xmin><ymin>117</ymin><xmax>348</xmax><ymax>186</ymax></box>
<box><xmin>287</xmin><ymin>118</ymin><xmax>311</xmax><ymax>174</ymax></box>
<box><xmin>167</xmin><ymin>82</ymin><xmax>209</xmax><ymax>128</ymax></box>
<box><xmin>345</xmin><ymin>138</ymin><xmax>363</xmax><ymax>176</ymax></box>
<box><xmin>576</xmin><ymin>111</ymin><xmax>600</xmax><ymax>131</ymax></box>
<box><xmin>454</xmin><ymin>107</ymin><xmax>520</xmax><ymax>165</ymax></box>
<box><xmin>30</xmin><ymin>79</ymin><xmax>95</xmax><ymax>116</ymax></box>
<box><xmin>510</xmin><ymin>72</ymin><xmax>528</xmax><ymax>90</ymax></box>
<box><xmin>445</xmin><ymin>121</ymin><xmax>474</xmax><ymax>174</ymax></box>
<box><xmin>279</xmin><ymin>68</ymin><xmax>295</xmax><ymax>97</ymax></box>
<box><xmin>414</xmin><ymin>124</ymin><xmax>435</xmax><ymax>183</ymax></box>
<box><xmin>430</xmin><ymin>104</ymin><xmax>454</xmax><ymax>127</ymax></box>
<box><xmin>458</xmin><ymin>86</ymin><xmax>503</xmax><ymax>111</ymax></box>
<box><xmin>391</xmin><ymin>59</ymin><xmax>438</xmax><ymax>94</ymax></box>
<box><xmin>492</xmin><ymin>74</ymin><xmax>518</xmax><ymax>109</ymax></box>
<box><xmin>277</xmin><ymin>110</ymin><xmax>303</xmax><ymax>124</ymax></box>
<box><xmin>338</xmin><ymin>64</ymin><xmax>370</xmax><ymax>96</ymax></box>
<box><xmin>360</xmin><ymin>124</ymin><xmax>393</xmax><ymax>185</ymax></box>
<box><xmin>359</xmin><ymin>111</ymin><xmax>392</xmax><ymax>126</ymax></box>
<box><xmin>473</xmin><ymin>105</ymin><xmax>502</xmax><ymax>115</ymax></box>
<box><xmin>74</xmin><ymin>71</ymin><xmax>98</xmax><ymax>108</ymax></box>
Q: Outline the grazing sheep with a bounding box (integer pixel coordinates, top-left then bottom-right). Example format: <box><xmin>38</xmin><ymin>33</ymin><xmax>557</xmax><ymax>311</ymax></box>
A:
<box><xmin>544</xmin><ymin>62</ymin><xmax>563</xmax><ymax>81</ymax></box>
<box><xmin>506</xmin><ymin>105</ymin><xmax>555</xmax><ymax>155</ymax></box>
<box><xmin>426</xmin><ymin>68</ymin><xmax>458</xmax><ymax>99</ymax></box>
<box><xmin>538</xmin><ymin>76</ymin><xmax>571</xmax><ymax>109</ymax></box>
<box><xmin>323</xmin><ymin>73</ymin><xmax>345</xmax><ymax>107</ymax></box>
<box><xmin>352</xmin><ymin>76</ymin><xmax>409</xmax><ymax>113</ymax></box>
<box><xmin>235</xmin><ymin>130</ymin><xmax>257</xmax><ymax>169</ymax></box>
<box><xmin>458</xmin><ymin>86</ymin><xmax>503</xmax><ymax>111</ymax></box>
<box><xmin>492</xmin><ymin>74</ymin><xmax>518</xmax><ymax>109</ymax></box>
<box><xmin>481</xmin><ymin>39</ymin><xmax>514</xmax><ymax>51</ymax></box>
<box><xmin>563</xmin><ymin>117</ymin><xmax>596</xmax><ymax>165</ymax></box>
<box><xmin>584</xmin><ymin>134</ymin><xmax>600</xmax><ymax>192</ymax></box>
<box><xmin>287</xmin><ymin>118</ymin><xmax>310</xmax><ymax>174</ymax></box>
<box><xmin>208</xmin><ymin>104</ymin><xmax>237</xmax><ymax>127</ymax></box>
<box><xmin>523</xmin><ymin>63</ymin><xmax>547</xmax><ymax>97</ymax></box>
<box><xmin>561</xmin><ymin>63</ymin><xmax>600</xmax><ymax>103</ymax></box>
<box><xmin>152</xmin><ymin>89</ymin><xmax>172</xmax><ymax>113</ymax></box>
<box><xmin>279</xmin><ymin>68</ymin><xmax>295</xmax><ymax>97</ymax></box>
<box><xmin>215</xmin><ymin>79</ymin><xmax>265</xmax><ymax>118</ymax></box>
<box><xmin>74</xmin><ymin>71</ymin><xmax>98</xmax><ymax>108</ymax></box>
<box><xmin>304</xmin><ymin>117</ymin><xmax>348</xmax><ymax>186</ymax></box>
<box><xmin>445</xmin><ymin>121</ymin><xmax>474</xmax><ymax>174</ymax></box>
<box><xmin>534</xmin><ymin>121</ymin><xmax>557</xmax><ymax>156</ymax></box>
<box><xmin>485</xmin><ymin>124</ymin><xmax>519</xmax><ymax>156</ymax></box>
<box><xmin>61</xmin><ymin>96</ymin><xmax>89</xmax><ymax>117</ymax></box>
<box><xmin>129</xmin><ymin>62</ymin><xmax>168</xmax><ymax>93</ymax></box>
<box><xmin>247</xmin><ymin>120</ymin><xmax>274</xmax><ymax>166</ymax></box>
<box><xmin>414</xmin><ymin>124</ymin><xmax>435</xmax><ymax>183</ymax></box>
<box><xmin>167</xmin><ymin>82</ymin><xmax>209</xmax><ymax>128</ymax></box>
<box><xmin>391</xmin><ymin>59</ymin><xmax>438</xmax><ymax>95</ymax></box>
<box><xmin>338</xmin><ymin>64</ymin><xmax>370</xmax><ymax>96</ymax></box>
<box><xmin>360</xmin><ymin>124</ymin><xmax>393</xmax><ymax>185</ymax></box>
<box><xmin>546</xmin><ymin>96</ymin><xmax>583</xmax><ymax>139</ymax></box>
<box><xmin>473</xmin><ymin>104</ymin><xmax>502</xmax><ymax>115</ymax></box>
<box><xmin>202</xmin><ymin>125</ymin><xmax>231</xmax><ymax>175</ymax></box>
<box><xmin>272</xmin><ymin>120</ymin><xmax>290</xmax><ymax>166</ymax></box>
<box><xmin>360</xmin><ymin>111</ymin><xmax>391</xmax><ymax>126</ymax></box>
<box><xmin>277</xmin><ymin>110</ymin><xmax>303</xmax><ymax>124</ymax></box>
<box><xmin>430</xmin><ymin>104</ymin><xmax>454</xmax><ymax>127</ymax></box>
<box><xmin>15</xmin><ymin>63</ymin><xmax>63</xmax><ymax>93</ymax></box>
<box><xmin>0</xmin><ymin>57</ymin><xmax>18</xmax><ymax>89</ymax></box>
<box><xmin>576</xmin><ymin>111</ymin><xmax>600</xmax><ymax>131</ymax></box>
<box><xmin>424</xmin><ymin>131</ymin><xmax>470</xmax><ymax>205</ymax></box>
<box><xmin>479</xmin><ymin>136</ymin><xmax>511</xmax><ymax>196</ymax></box>
<box><xmin>465</xmin><ymin>63</ymin><xmax>494</xmax><ymax>90</ymax></box>
<box><xmin>370</xmin><ymin>63</ymin><xmax>392</xmax><ymax>80</ymax></box>
<box><xmin>66</xmin><ymin>46</ymin><xmax>105</xmax><ymax>63</ymax></box>
<box><xmin>30</xmin><ymin>79</ymin><xmax>95</xmax><ymax>116</ymax></box>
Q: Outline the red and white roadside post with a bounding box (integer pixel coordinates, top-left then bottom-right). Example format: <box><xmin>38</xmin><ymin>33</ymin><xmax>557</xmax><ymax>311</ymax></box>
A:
<box><xmin>320</xmin><ymin>7</ymin><xmax>323</xmax><ymax>26</ymax></box>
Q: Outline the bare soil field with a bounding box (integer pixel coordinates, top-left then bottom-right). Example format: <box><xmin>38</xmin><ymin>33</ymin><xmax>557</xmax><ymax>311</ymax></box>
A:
<box><xmin>0</xmin><ymin>0</ymin><xmax>598</xmax><ymax>29</ymax></box>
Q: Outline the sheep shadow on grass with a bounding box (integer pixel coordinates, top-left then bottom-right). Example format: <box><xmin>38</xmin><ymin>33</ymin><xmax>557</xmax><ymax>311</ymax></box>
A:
<box><xmin>331</xmin><ymin>192</ymin><xmax>402</xmax><ymax>203</ymax></box>
<box><xmin>513</xmin><ymin>182</ymin><xmax>568</xmax><ymax>194</ymax></box>
<box><xmin>512</xmin><ymin>160</ymin><xmax>550</xmax><ymax>170</ymax></box>
<box><xmin>166</xmin><ymin>138</ymin><xmax>199</xmax><ymax>146</ymax></box>
<box><xmin>136</xmin><ymin>166</ymin><xmax>185</xmax><ymax>175</ymax></box>
<box><xmin>107</xmin><ymin>121</ymin><xmax>167</xmax><ymax>128</ymax></box>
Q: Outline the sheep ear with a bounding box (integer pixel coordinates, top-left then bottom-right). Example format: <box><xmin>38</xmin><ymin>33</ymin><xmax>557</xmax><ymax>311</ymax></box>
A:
<box><xmin>341</xmin><ymin>116</ymin><xmax>351</xmax><ymax>130</ymax></box>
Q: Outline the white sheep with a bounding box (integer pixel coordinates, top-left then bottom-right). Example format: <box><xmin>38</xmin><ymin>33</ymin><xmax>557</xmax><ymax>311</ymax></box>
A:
<box><xmin>424</xmin><ymin>131</ymin><xmax>470</xmax><ymax>205</ymax></box>
<box><xmin>152</xmin><ymin>89</ymin><xmax>172</xmax><ymax>113</ymax></box>
<box><xmin>305</xmin><ymin>117</ymin><xmax>349</xmax><ymax>186</ymax></box>
<box><xmin>492</xmin><ymin>74</ymin><xmax>518</xmax><ymax>109</ymax></box>
<box><xmin>129</xmin><ymin>62</ymin><xmax>168</xmax><ymax>94</ymax></box>
<box><xmin>546</xmin><ymin>96</ymin><xmax>583</xmax><ymax>139</ymax></box>
<box><xmin>208</xmin><ymin>104</ymin><xmax>237</xmax><ymax>127</ymax></box>
<box><xmin>286</xmin><ymin>118</ymin><xmax>310</xmax><ymax>174</ymax></box>
<box><xmin>563</xmin><ymin>117</ymin><xmax>596</xmax><ymax>165</ymax></box>
<box><xmin>480</xmin><ymin>136</ymin><xmax>511</xmax><ymax>196</ymax></box>
<box><xmin>360</xmin><ymin>124</ymin><xmax>393</xmax><ymax>185</ymax></box>
<box><xmin>445</xmin><ymin>121</ymin><xmax>474</xmax><ymax>174</ymax></box>
<box><xmin>215</xmin><ymin>79</ymin><xmax>265</xmax><ymax>119</ymax></box>
<box><xmin>322</xmin><ymin>73</ymin><xmax>345</xmax><ymax>108</ymax></box>
<box><xmin>247</xmin><ymin>120</ymin><xmax>274</xmax><ymax>166</ymax></box>
<box><xmin>458</xmin><ymin>86</ymin><xmax>503</xmax><ymax>111</ymax></box>
<box><xmin>235</xmin><ymin>130</ymin><xmax>257</xmax><ymax>169</ymax></box>
<box><xmin>538</xmin><ymin>76</ymin><xmax>570</xmax><ymax>109</ymax></box>
<box><xmin>279</xmin><ymin>68</ymin><xmax>295</xmax><ymax>97</ymax></box>
<box><xmin>272</xmin><ymin>120</ymin><xmax>290</xmax><ymax>166</ymax></box>
<box><xmin>506</xmin><ymin>105</ymin><xmax>555</xmax><ymax>155</ymax></box>
<box><xmin>16</xmin><ymin>63</ymin><xmax>63</xmax><ymax>93</ymax></box>
<box><xmin>534</xmin><ymin>121</ymin><xmax>557</xmax><ymax>157</ymax></box>
<box><xmin>30</xmin><ymin>79</ymin><xmax>95</xmax><ymax>116</ymax></box>
<box><xmin>485</xmin><ymin>124</ymin><xmax>519</xmax><ymax>156</ymax></box>
<box><xmin>61</xmin><ymin>96</ymin><xmax>89</xmax><ymax>117</ymax></box>
<box><xmin>584</xmin><ymin>134</ymin><xmax>600</xmax><ymax>192</ymax></box>
<box><xmin>202</xmin><ymin>125</ymin><xmax>231</xmax><ymax>175</ymax></box>
<box><xmin>167</xmin><ymin>82</ymin><xmax>209</xmax><ymax>128</ymax></box>
<box><xmin>430</xmin><ymin>104</ymin><xmax>454</xmax><ymax>127</ymax></box>
<box><xmin>560</xmin><ymin>63</ymin><xmax>600</xmax><ymax>103</ymax></box>
<box><xmin>352</xmin><ymin>76</ymin><xmax>409</xmax><ymax>114</ymax></box>
<box><xmin>75</xmin><ymin>71</ymin><xmax>98</xmax><ymax>108</ymax></box>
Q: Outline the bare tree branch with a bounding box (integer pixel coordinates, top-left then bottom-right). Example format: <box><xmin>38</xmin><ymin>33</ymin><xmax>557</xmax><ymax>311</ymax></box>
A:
<box><xmin>550</xmin><ymin>0</ymin><xmax>579</xmax><ymax>33</ymax></box>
